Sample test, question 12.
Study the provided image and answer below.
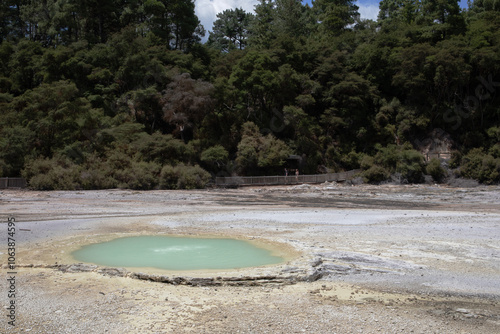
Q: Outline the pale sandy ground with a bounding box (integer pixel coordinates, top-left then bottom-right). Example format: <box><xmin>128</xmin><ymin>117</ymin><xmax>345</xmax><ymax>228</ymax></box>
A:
<box><xmin>1</xmin><ymin>183</ymin><xmax>500</xmax><ymax>333</ymax></box>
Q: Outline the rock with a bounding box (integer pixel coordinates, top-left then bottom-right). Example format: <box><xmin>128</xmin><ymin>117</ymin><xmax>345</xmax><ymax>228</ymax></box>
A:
<box><xmin>60</xmin><ymin>263</ymin><xmax>97</xmax><ymax>272</ymax></box>
<box><xmin>310</xmin><ymin>257</ymin><xmax>323</xmax><ymax>267</ymax></box>
<box><xmin>97</xmin><ymin>267</ymin><xmax>128</xmax><ymax>277</ymax></box>
<box><xmin>281</xmin><ymin>266</ymin><xmax>300</xmax><ymax>273</ymax></box>
<box><xmin>188</xmin><ymin>277</ymin><xmax>218</xmax><ymax>286</ymax></box>
<box><xmin>303</xmin><ymin>268</ymin><xmax>325</xmax><ymax>282</ymax></box>
<box><xmin>323</xmin><ymin>264</ymin><xmax>354</xmax><ymax>274</ymax></box>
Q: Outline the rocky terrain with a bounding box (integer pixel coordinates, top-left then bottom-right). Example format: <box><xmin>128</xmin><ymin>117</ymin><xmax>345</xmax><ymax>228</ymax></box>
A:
<box><xmin>1</xmin><ymin>183</ymin><xmax>500</xmax><ymax>333</ymax></box>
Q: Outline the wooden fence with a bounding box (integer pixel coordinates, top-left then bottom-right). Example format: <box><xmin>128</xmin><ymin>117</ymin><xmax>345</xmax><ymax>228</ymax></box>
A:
<box><xmin>0</xmin><ymin>177</ymin><xmax>27</xmax><ymax>189</ymax></box>
<box><xmin>215</xmin><ymin>170</ymin><xmax>361</xmax><ymax>187</ymax></box>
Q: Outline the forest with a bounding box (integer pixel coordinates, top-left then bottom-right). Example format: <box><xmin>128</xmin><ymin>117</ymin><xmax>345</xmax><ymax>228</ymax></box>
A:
<box><xmin>0</xmin><ymin>0</ymin><xmax>499</xmax><ymax>189</ymax></box>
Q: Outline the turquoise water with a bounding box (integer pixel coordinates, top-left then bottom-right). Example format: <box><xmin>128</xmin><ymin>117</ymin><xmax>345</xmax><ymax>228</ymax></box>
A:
<box><xmin>71</xmin><ymin>236</ymin><xmax>284</xmax><ymax>270</ymax></box>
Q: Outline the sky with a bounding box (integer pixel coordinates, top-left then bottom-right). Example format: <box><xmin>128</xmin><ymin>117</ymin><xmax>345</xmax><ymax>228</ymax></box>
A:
<box><xmin>195</xmin><ymin>0</ymin><xmax>469</xmax><ymax>42</ymax></box>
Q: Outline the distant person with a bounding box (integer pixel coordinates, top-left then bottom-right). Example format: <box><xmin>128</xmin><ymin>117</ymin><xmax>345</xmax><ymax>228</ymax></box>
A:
<box><xmin>295</xmin><ymin>169</ymin><xmax>299</xmax><ymax>181</ymax></box>
<box><xmin>285</xmin><ymin>168</ymin><xmax>288</xmax><ymax>177</ymax></box>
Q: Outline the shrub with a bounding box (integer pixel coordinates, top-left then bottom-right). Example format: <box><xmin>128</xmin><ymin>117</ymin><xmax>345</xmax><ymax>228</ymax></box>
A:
<box><xmin>487</xmin><ymin>126</ymin><xmax>500</xmax><ymax>142</ymax></box>
<box><xmin>78</xmin><ymin>155</ymin><xmax>118</xmax><ymax>189</ymax></box>
<box><xmin>235</xmin><ymin>122</ymin><xmax>291</xmax><ymax>174</ymax></box>
<box><xmin>79</xmin><ymin>168</ymin><xmax>118</xmax><ymax>189</ymax></box>
<box><xmin>201</xmin><ymin>145</ymin><xmax>229</xmax><ymax>168</ymax></box>
<box><xmin>448</xmin><ymin>150</ymin><xmax>462</xmax><ymax>169</ymax></box>
<box><xmin>177</xmin><ymin>164</ymin><xmax>211</xmax><ymax>189</ymax></box>
<box><xmin>426</xmin><ymin>158</ymin><xmax>446</xmax><ymax>183</ymax></box>
<box><xmin>490</xmin><ymin>144</ymin><xmax>500</xmax><ymax>159</ymax></box>
<box><xmin>359</xmin><ymin>155</ymin><xmax>374</xmax><ymax>170</ymax></box>
<box><xmin>396</xmin><ymin>149</ymin><xmax>425</xmax><ymax>183</ymax></box>
<box><xmin>132</xmin><ymin>132</ymin><xmax>191</xmax><ymax>165</ymax></box>
<box><xmin>362</xmin><ymin>144</ymin><xmax>425</xmax><ymax>183</ymax></box>
<box><xmin>363</xmin><ymin>165</ymin><xmax>390</xmax><ymax>184</ymax></box>
<box><xmin>159</xmin><ymin>165</ymin><xmax>178</xmax><ymax>189</ymax></box>
<box><xmin>341</xmin><ymin>150</ymin><xmax>362</xmax><ymax>170</ymax></box>
<box><xmin>374</xmin><ymin>145</ymin><xmax>399</xmax><ymax>167</ymax></box>
<box><xmin>160</xmin><ymin>164</ymin><xmax>211</xmax><ymax>189</ymax></box>
<box><xmin>125</xmin><ymin>161</ymin><xmax>161</xmax><ymax>190</ymax></box>
<box><xmin>22</xmin><ymin>157</ymin><xmax>80</xmax><ymax>190</ymax></box>
<box><xmin>108</xmin><ymin>159</ymin><xmax>161</xmax><ymax>190</ymax></box>
<box><xmin>461</xmin><ymin>148</ymin><xmax>500</xmax><ymax>184</ymax></box>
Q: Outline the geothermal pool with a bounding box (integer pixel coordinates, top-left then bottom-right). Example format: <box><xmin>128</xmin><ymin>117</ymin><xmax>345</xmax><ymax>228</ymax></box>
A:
<box><xmin>71</xmin><ymin>236</ymin><xmax>284</xmax><ymax>270</ymax></box>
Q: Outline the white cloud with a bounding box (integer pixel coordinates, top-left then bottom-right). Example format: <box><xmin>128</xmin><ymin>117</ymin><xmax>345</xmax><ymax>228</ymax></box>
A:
<box><xmin>357</xmin><ymin>2</ymin><xmax>380</xmax><ymax>21</ymax></box>
<box><xmin>195</xmin><ymin>0</ymin><xmax>259</xmax><ymax>42</ymax></box>
<box><xmin>195</xmin><ymin>0</ymin><xmax>380</xmax><ymax>42</ymax></box>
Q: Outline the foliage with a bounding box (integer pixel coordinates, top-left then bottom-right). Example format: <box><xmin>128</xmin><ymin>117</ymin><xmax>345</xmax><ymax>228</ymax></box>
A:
<box><xmin>201</xmin><ymin>145</ymin><xmax>229</xmax><ymax>170</ymax></box>
<box><xmin>235</xmin><ymin>122</ymin><xmax>291</xmax><ymax>174</ymax></box>
<box><xmin>361</xmin><ymin>145</ymin><xmax>425</xmax><ymax>183</ymax></box>
<box><xmin>161</xmin><ymin>73</ymin><xmax>214</xmax><ymax>141</ymax></box>
<box><xmin>313</xmin><ymin>0</ymin><xmax>360</xmax><ymax>34</ymax></box>
<box><xmin>426</xmin><ymin>158</ymin><xmax>447</xmax><ymax>182</ymax></box>
<box><xmin>22</xmin><ymin>156</ymin><xmax>81</xmax><ymax>190</ymax></box>
<box><xmin>363</xmin><ymin>165</ymin><xmax>391</xmax><ymax>184</ymax></box>
<box><xmin>208</xmin><ymin>8</ymin><xmax>254</xmax><ymax>52</ymax></box>
<box><xmin>2</xmin><ymin>0</ymin><xmax>500</xmax><ymax>187</ymax></box>
<box><xmin>460</xmin><ymin>148</ymin><xmax>500</xmax><ymax>184</ymax></box>
<box><xmin>159</xmin><ymin>164</ymin><xmax>211</xmax><ymax>189</ymax></box>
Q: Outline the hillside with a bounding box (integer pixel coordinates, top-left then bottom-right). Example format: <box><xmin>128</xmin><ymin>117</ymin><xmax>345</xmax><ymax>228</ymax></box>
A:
<box><xmin>1</xmin><ymin>0</ymin><xmax>499</xmax><ymax>189</ymax></box>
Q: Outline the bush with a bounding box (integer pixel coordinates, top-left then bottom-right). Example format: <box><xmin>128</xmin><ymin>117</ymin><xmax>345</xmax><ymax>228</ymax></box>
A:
<box><xmin>461</xmin><ymin>148</ymin><xmax>500</xmax><ymax>184</ymax></box>
<box><xmin>341</xmin><ymin>150</ymin><xmax>362</xmax><ymax>170</ymax></box>
<box><xmin>132</xmin><ymin>132</ymin><xmax>192</xmax><ymax>165</ymax></box>
<box><xmin>374</xmin><ymin>145</ymin><xmax>400</xmax><ymax>167</ymax></box>
<box><xmin>118</xmin><ymin>161</ymin><xmax>161</xmax><ymax>190</ymax></box>
<box><xmin>22</xmin><ymin>157</ymin><xmax>81</xmax><ymax>190</ymax></box>
<box><xmin>23</xmin><ymin>153</ymin><xmax>163</xmax><ymax>190</ymax></box>
<box><xmin>362</xmin><ymin>165</ymin><xmax>390</xmax><ymax>183</ymax></box>
<box><xmin>177</xmin><ymin>165</ymin><xmax>211</xmax><ymax>189</ymax></box>
<box><xmin>201</xmin><ymin>145</ymin><xmax>229</xmax><ymax>169</ymax></box>
<box><xmin>426</xmin><ymin>158</ymin><xmax>447</xmax><ymax>183</ymax></box>
<box><xmin>79</xmin><ymin>168</ymin><xmax>118</xmax><ymax>189</ymax></box>
<box><xmin>159</xmin><ymin>165</ymin><xmax>178</xmax><ymax>189</ymax></box>
<box><xmin>448</xmin><ymin>150</ymin><xmax>462</xmax><ymax>169</ymax></box>
<box><xmin>235</xmin><ymin>122</ymin><xmax>291</xmax><ymax>174</ymax></box>
<box><xmin>160</xmin><ymin>164</ymin><xmax>211</xmax><ymax>189</ymax></box>
<box><xmin>490</xmin><ymin>144</ymin><xmax>500</xmax><ymax>159</ymax></box>
<box><xmin>359</xmin><ymin>154</ymin><xmax>374</xmax><ymax>170</ymax></box>
<box><xmin>78</xmin><ymin>155</ymin><xmax>118</xmax><ymax>189</ymax></box>
<box><xmin>362</xmin><ymin>144</ymin><xmax>425</xmax><ymax>183</ymax></box>
<box><xmin>396</xmin><ymin>149</ymin><xmax>425</xmax><ymax>183</ymax></box>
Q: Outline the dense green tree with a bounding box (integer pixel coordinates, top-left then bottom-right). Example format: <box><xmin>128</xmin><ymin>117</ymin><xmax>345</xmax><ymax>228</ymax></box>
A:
<box><xmin>235</xmin><ymin>122</ymin><xmax>291</xmax><ymax>174</ymax></box>
<box><xmin>0</xmin><ymin>0</ymin><xmax>24</xmax><ymax>41</ymax></box>
<box><xmin>274</xmin><ymin>0</ymin><xmax>312</xmax><ymax>37</ymax></box>
<box><xmin>0</xmin><ymin>0</ymin><xmax>500</xmax><ymax>187</ymax></box>
<box><xmin>208</xmin><ymin>8</ymin><xmax>254</xmax><ymax>52</ymax></box>
<box><xmin>248</xmin><ymin>0</ymin><xmax>276</xmax><ymax>49</ymax></box>
<box><xmin>200</xmin><ymin>145</ymin><xmax>229</xmax><ymax>170</ymax></box>
<box><xmin>470</xmin><ymin>0</ymin><xmax>500</xmax><ymax>12</ymax></box>
<box><xmin>9</xmin><ymin>39</ymin><xmax>44</xmax><ymax>93</ymax></box>
<box><xmin>312</xmin><ymin>0</ymin><xmax>359</xmax><ymax>34</ymax></box>
<box><xmin>378</xmin><ymin>0</ymin><xmax>418</xmax><ymax>24</ymax></box>
<box><xmin>160</xmin><ymin>73</ymin><xmax>214</xmax><ymax>141</ymax></box>
<box><xmin>169</xmin><ymin>0</ymin><xmax>204</xmax><ymax>50</ymax></box>
<box><xmin>417</xmin><ymin>0</ymin><xmax>466</xmax><ymax>38</ymax></box>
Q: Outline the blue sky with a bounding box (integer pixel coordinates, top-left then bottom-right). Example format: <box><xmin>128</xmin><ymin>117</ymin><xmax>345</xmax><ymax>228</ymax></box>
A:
<box><xmin>302</xmin><ymin>0</ymin><xmax>469</xmax><ymax>17</ymax></box>
<box><xmin>195</xmin><ymin>0</ymin><xmax>470</xmax><ymax>40</ymax></box>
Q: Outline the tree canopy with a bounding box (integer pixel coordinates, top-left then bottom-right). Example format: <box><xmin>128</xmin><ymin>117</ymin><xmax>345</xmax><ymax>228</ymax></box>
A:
<box><xmin>1</xmin><ymin>0</ymin><xmax>500</xmax><ymax>187</ymax></box>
